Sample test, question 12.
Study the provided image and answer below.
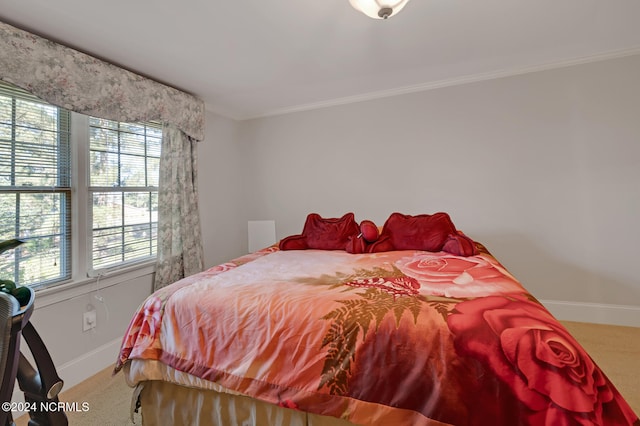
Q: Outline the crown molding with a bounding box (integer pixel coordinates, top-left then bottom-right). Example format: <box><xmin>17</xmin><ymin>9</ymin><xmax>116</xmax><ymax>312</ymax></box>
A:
<box><xmin>232</xmin><ymin>46</ymin><xmax>640</xmax><ymax>121</ymax></box>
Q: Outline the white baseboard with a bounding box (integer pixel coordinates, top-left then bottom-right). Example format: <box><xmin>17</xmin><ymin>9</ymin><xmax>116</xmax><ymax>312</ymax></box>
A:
<box><xmin>56</xmin><ymin>336</ymin><xmax>123</xmax><ymax>391</ymax></box>
<box><xmin>541</xmin><ymin>299</ymin><xmax>640</xmax><ymax>328</ymax></box>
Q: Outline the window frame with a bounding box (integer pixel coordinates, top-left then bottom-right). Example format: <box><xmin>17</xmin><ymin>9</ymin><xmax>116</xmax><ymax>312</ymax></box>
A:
<box><xmin>0</xmin><ymin>82</ymin><xmax>159</xmax><ymax>291</ymax></box>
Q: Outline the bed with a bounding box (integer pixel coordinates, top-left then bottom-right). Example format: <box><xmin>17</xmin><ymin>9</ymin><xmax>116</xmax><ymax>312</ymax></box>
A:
<box><xmin>114</xmin><ymin>212</ymin><xmax>639</xmax><ymax>426</ymax></box>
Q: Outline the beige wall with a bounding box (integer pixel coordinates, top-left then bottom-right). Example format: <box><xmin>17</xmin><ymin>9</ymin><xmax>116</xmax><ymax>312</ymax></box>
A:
<box><xmin>235</xmin><ymin>54</ymin><xmax>640</xmax><ymax>315</ymax></box>
<box><xmin>198</xmin><ymin>111</ymin><xmax>249</xmax><ymax>268</ymax></box>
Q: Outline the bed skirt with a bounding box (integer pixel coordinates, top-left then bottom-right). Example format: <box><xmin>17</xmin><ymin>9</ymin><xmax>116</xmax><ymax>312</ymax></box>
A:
<box><xmin>134</xmin><ymin>380</ymin><xmax>356</xmax><ymax>426</ymax></box>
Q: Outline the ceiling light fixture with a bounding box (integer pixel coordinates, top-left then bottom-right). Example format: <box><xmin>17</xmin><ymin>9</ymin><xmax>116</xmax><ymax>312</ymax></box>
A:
<box><xmin>349</xmin><ymin>0</ymin><xmax>411</xmax><ymax>19</ymax></box>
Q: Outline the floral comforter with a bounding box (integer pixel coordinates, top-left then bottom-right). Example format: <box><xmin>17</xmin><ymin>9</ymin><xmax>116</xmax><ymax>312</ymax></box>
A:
<box><xmin>115</xmin><ymin>246</ymin><xmax>638</xmax><ymax>426</ymax></box>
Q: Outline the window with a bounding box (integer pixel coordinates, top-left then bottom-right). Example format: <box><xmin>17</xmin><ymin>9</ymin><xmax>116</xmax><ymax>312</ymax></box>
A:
<box><xmin>0</xmin><ymin>84</ymin><xmax>71</xmax><ymax>288</ymax></box>
<box><xmin>0</xmin><ymin>81</ymin><xmax>161</xmax><ymax>289</ymax></box>
<box><xmin>88</xmin><ymin>118</ymin><xmax>160</xmax><ymax>271</ymax></box>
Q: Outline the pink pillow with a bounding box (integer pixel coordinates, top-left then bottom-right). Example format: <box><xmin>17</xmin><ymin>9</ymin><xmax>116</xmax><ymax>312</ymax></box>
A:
<box><xmin>378</xmin><ymin>212</ymin><xmax>457</xmax><ymax>252</ymax></box>
<box><xmin>279</xmin><ymin>213</ymin><xmax>360</xmax><ymax>251</ymax></box>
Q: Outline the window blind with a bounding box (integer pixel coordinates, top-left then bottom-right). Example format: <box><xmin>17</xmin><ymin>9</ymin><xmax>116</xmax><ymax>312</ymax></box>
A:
<box><xmin>88</xmin><ymin>117</ymin><xmax>160</xmax><ymax>271</ymax></box>
<box><xmin>0</xmin><ymin>81</ymin><xmax>72</xmax><ymax>287</ymax></box>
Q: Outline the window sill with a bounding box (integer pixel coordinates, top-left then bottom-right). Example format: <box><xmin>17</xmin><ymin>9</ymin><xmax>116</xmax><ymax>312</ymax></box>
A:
<box><xmin>33</xmin><ymin>261</ymin><xmax>156</xmax><ymax>309</ymax></box>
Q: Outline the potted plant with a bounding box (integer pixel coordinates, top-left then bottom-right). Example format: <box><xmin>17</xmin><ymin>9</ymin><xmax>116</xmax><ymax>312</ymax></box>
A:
<box><xmin>0</xmin><ymin>239</ymin><xmax>31</xmax><ymax>305</ymax></box>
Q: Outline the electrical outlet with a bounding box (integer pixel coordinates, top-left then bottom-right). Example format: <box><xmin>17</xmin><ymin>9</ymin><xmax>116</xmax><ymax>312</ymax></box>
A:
<box><xmin>83</xmin><ymin>310</ymin><xmax>97</xmax><ymax>331</ymax></box>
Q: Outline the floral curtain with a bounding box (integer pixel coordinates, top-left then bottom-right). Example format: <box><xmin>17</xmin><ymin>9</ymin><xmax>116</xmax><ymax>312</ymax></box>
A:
<box><xmin>1</xmin><ymin>20</ymin><xmax>206</xmax><ymax>288</ymax></box>
<box><xmin>0</xmin><ymin>21</ymin><xmax>204</xmax><ymax>140</ymax></box>
<box><xmin>154</xmin><ymin>126</ymin><xmax>204</xmax><ymax>290</ymax></box>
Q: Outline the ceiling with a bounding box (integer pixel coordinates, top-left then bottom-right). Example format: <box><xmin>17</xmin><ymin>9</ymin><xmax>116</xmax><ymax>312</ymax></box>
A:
<box><xmin>2</xmin><ymin>0</ymin><xmax>640</xmax><ymax>120</ymax></box>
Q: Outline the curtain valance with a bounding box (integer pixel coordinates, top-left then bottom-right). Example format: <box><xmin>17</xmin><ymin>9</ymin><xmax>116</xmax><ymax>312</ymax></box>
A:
<box><xmin>0</xmin><ymin>21</ymin><xmax>205</xmax><ymax>141</ymax></box>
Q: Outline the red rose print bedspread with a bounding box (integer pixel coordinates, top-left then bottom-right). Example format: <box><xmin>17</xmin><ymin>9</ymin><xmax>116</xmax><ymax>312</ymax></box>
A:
<box><xmin>115</xmin><ymin>246</ymin><xmax>639</xmax><ymax>426</ymax></box>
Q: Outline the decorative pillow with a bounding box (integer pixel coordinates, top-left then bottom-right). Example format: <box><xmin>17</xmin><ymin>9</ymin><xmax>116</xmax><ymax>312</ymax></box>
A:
<box><xmin>359</xmin><ymin>220</ymin><xmax>379</xmax><ymax>243</ymax></box>
<box><xmin>366</xmin><ymin>234</ymin><xmax>394</xmax><ymax>253</ymax></box>
<box><xmin>442</xmin><ymin>231</ymin><xmax>478</xmax><ymax>256</ymax></box>
<box><xmin>345</xmin><ymin>219</ymin><xmax>380</xmax><ymax>254</ymax></box>
<box><xmin>278</xmin><ymin>234</ymin><xmax>308</xmax><ymax>251</ymax></box>
<box><xmin>345</xmin><ymin>234</ymin><xmax>366</xmax><ymax>254</ymax></box>
<box><xmin>378</xmin><ymin>212</ymin><xmax>457</xmax><ymax>252</ymax></box>
<box><xmin>279</xmin><ymin>213</ymin><xmax>360</xmax><ymax>251</ymax></box>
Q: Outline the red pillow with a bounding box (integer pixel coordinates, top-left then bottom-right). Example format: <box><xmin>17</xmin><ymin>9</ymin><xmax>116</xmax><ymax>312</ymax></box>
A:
<box><xmin>279</xmin><ymin>213</ymin><xmax>360</xmax><ymax>251</ymax></box>
<box><xmin>360</xmin><ymin>220</ymin><xmax>379</xmax><ymax>243</ymax></box>
<box><xmin>366</xmin><ymin>234</ymin><xmax>394</xmax><ymax>253</ymax></box>
<box><xmin>442</xmin><ymin>231</ymin><xmax>478</xmax><ymax>256</ymax></box>
<box><xmin>278</xmin><ymin>234</ymin><xmax>308</xmax><ymax>250</ymax></box>
<box><xmin>345</xmin><ymin>220</ymin><xmax>381</xmax><ymax>254</ymax></box>
<box><xmin>345</xmin><ymin>234</ymin><xmax>366</xmax><ymax>254</ymax></box>
<box><xmin>378</xmin><ymin>212</ymin><xmax>457</xmax><ymax>252</ymax></box>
